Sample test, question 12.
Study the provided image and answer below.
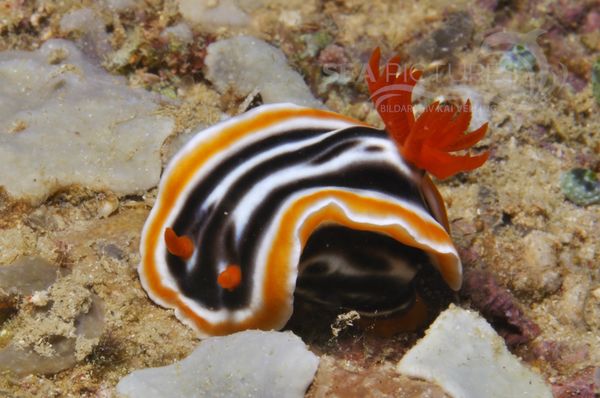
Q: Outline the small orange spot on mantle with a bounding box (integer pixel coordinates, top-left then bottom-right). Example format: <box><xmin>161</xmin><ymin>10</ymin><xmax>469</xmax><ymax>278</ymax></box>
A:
<box><xmin>218</xmin><ymin>265</ymin><xmax>242</xmax><ymax>291</ymax></box>
<box><xmin>164</xmin><ymin>227</ymin><xmax>194</xmax><ymax>260</ymax></box>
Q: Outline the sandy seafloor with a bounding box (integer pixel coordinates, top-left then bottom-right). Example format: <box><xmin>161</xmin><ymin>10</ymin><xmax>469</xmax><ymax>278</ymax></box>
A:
<box><xmin>0</xmin><ymin>0</ymin><xmax>599</xmax><ymax>396</ymax></box>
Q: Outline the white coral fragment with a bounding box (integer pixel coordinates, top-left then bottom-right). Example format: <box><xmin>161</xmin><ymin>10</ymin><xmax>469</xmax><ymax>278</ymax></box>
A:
<box><xmin>117</xmin><ymin>330</ymin><xmax>319</xmax><ymax>398</ymax></box>
<box><xmin>397</xmin><ymin>305</ymin><xmax>552</xmax><ymax>398</ymax></box>
<box><xmin>0</xmin><ymin>40</ymin><xmax>174</xmax><ymax>203</ymax></box>
<box><xmin>178</xmin><ymin>0</ymin><xmax>250</xmax><ymax>31</ymax></box>
<box><xmin>205</xmin><ymin>36</ymin><xmax>323</xmax><ymax>108</ymax></box>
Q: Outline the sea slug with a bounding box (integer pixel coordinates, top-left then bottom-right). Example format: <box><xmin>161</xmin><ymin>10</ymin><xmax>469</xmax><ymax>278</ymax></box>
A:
<box><xmin>138</xmin><ymin>48</ymin><xmax>489</xmax><ymax>337</ymax></box>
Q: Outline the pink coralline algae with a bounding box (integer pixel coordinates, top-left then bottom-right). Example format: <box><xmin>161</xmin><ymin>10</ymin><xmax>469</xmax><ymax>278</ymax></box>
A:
<box><xmin>317</xmin><ymin>44</ymin><xmax>348</xmax><ymax>71</ymax></box>
<box><xmin>552</xmin><ymin>367</ymin><xmax>600</xmax><ymax>398</ymax></box>
<box><xmin>549</xmin><ymin>0</ymin><xmax>587</xmax><ymax>28</ymax></box>
<box><xmin>582</xmin><ymin>10</ymin><xmax>600</xmax><ymax>33</ymax></box>
<box><xmin>530</xmin><ymin>339</ymin><xmax>590</xmax><ymax>370</ymax></box>
<box><xmin>461</xmin><ymin>269</ymin><xmax>541</xmax><ymax>347</ymax></box>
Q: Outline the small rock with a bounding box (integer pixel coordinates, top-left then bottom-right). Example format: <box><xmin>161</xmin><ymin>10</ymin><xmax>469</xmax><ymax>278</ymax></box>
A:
<box><xmin>205</xmin><ymin>36</ymin><xmax>323</xmax><ymax>108</ymax></box>
<box><xmin>97</xmin><ymin>242</ymin><xmax>126</xmax><ymax>260</ymax></box>
<box><xmin>0</xmin><ymin>227</ymin><xmax>37</xmax><ymax>265</ymax></box>
<box><xmin>30</xmin><ymin>291</ymin><xmax>50</xmax><ymax>307</ymax></box>
<box><xmin>0</xmin><ymin>338</ymin><xmax>78</xmax><ymax>377</ymax></box>
<box><xmin>517</xmin><ymin>230</ymin><xmax>562</xmax><ymax>296</ymax></box>
<box><xmin>160</xmin><ymin>23</ymin><xmax>194</xmax><ymax>44</ymax></box>
<box><xmin>96</xmin><ymin>193</ymin><xmax>119</xmax><ymax>219</ymax></box>
<box><xmin>25</xmin><ymin>207</ymin><xmax>65</xmax><ymax>230</ymax></box>
<box><xmin>178</xmin><ymin>0</ymin><xmax>250</xmax><ymax>31</ymax></box>
<box><xmin>0</xmin><ymin>257</ymin><xmax>59</xmax><ymax>298</ymax></box>
<box><xmin>102</xmin><ymin>0</ymin><xmax>139</xmax><ymax>11</ymax></box>
<box><xmin>279</xmin><ymin>10</ymin><xmax>302</xmax><ymax>28</ymax></box>
<box><xmin>116</xmin><ymin>330</ymin><xmax>319</xmax><ymax>398</ymax></box>
<box><xmin>0</xmin><ymin>294</ymin><xmax>104</xmax><ymax>376</ymax></box>
<box><xmin>397</xmin><ymin>305</ymin><xmax>553</xmax><ymax>398</ymax></box>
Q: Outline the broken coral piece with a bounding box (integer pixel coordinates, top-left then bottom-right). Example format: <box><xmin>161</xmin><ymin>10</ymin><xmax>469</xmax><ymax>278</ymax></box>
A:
<box><xmin>116</xmin><ymin>330</ymin><xmax>319</xmax><ymax>398</ymax></box>
<box><xmin>178</xmin><ymin>0</ymin><xmax>250</xmax><ymax>31</ymax></box>
<box><xmin>397</xmin><ymin>305</ymin><xmax>552</xmax><ymax>398</ymax></box>
<box><xmin>205</xmin><ymin>36</ymin><xmax>323</xmax><ymax>108</ymax></box>
<box><xmin>0</xmin><ymin>39</ymin><xmax>173</xmax><ymax>204</ymax></box>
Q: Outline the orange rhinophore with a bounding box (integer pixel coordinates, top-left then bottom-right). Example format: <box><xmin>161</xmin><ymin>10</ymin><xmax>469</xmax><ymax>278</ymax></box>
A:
<box><xmin>164</xmin><ymin>227</ymin><xmax>195</xmax><ymax>260</ymax></box>
<box><xmin>217</xmin><ymin>265</ymin><xmax>242</xmax><ymax>291</ymax></box>
<box><xmin>366</xmin><ymin>47</ymin><xmax>489</xmax><ymax>179</ymax></box>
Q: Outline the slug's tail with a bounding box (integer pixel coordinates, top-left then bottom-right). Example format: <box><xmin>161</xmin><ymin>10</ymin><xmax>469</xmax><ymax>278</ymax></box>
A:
<box><xmin>366</xmin><ymin>48</ymin><xmax>489</xmax><ymax>180</ymax></box>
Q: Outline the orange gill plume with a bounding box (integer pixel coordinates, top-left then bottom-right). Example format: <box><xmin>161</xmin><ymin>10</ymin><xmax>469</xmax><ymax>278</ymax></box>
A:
<box><xmin>366</xmin><ymin>47</ymin><xmax>489</xmax><ymax>179</ymax></box>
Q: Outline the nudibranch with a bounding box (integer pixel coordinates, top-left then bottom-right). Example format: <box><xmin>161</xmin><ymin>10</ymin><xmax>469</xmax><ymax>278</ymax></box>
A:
<box><xmin>139</xmin><ymin>48</ymin><xmax>489</xmax><ymax>337</ymax></box>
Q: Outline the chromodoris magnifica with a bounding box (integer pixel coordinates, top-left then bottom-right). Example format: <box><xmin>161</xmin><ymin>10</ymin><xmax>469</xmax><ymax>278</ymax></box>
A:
<box><xmin>139</xmin><ymin>48</ymin><xmax>489</xmax><ymax>337</ymax></box>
